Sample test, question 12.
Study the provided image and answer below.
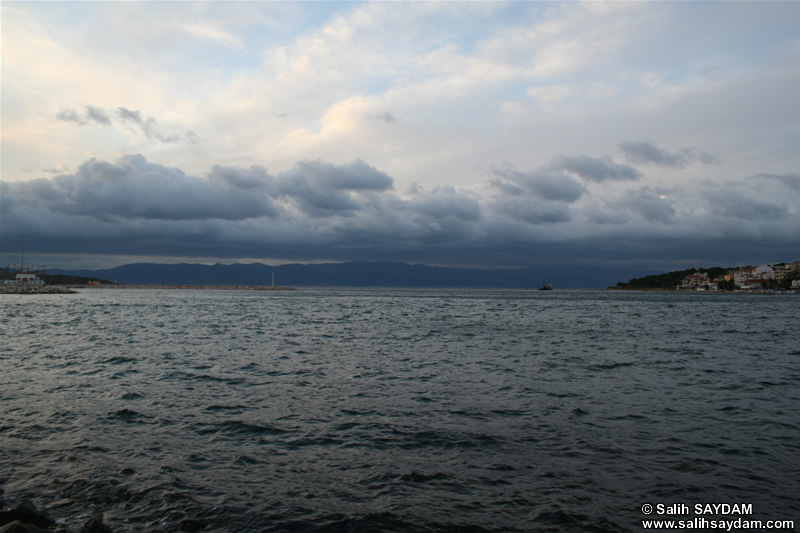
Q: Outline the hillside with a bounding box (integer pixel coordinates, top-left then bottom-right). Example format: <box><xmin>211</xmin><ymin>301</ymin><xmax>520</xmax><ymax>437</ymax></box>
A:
<box><xmin>48</xmin><ymin>261</ymin><xmax>652</xmax><ymax>289</ymax></box>
<box><xmin>614</xmin><ymin>266</ymin><xmax>735</xmax><ymax>290</ymax></box>
<box><xmin>613</xmin><ymin>262</ymin><xmax>799</xmax><ymax>290</ymax></box>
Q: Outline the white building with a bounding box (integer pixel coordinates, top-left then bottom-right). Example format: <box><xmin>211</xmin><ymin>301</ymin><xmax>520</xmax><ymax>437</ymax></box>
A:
<box><xmin>732</xmin><ymin>269</ymin><xmax>754</xmax><ymax>288</ymax></box>
<box><xmin>3</xmin><ymin>272</ymin><xmax>45</xmax><ymax>286</ymax></box>
<box><xmin>754</xmin><ymin>265</ymin><xmax>773</xmax><ymax>280</ymax></box>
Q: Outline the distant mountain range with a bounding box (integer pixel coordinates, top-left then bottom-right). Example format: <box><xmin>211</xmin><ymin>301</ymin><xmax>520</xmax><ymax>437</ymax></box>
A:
<box><xmin>48</xmin><ymin>261</ymin><xmax>657</xmax><ymax>289</ymax></box>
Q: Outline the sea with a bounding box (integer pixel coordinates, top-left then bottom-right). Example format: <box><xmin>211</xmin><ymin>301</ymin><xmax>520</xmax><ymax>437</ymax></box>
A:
<box><xmin>1</xmin><ymin>288</ymin><xmax>798</xmax><ymax>532</ymax></box>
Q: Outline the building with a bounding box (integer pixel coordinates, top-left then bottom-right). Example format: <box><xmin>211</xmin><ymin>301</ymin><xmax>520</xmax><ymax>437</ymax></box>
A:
<box><xmin>754</xmin><ymin>265</ymin><xmax>773</xmax><ymax>280</ymax></box>
<box><xmin>682</xmin><ymin>272</ymin><xmax>714</xmax><ymax>290</ymax></box>
<box><xmin>772</xmin><ymin>267</ymin><xmax>791</xmax><ymax>282</ymax></box>
<box><xmin>732</xmin><ymin>269</ymin><xmax>755</xmax><ymax>288</ymax></box>
<box><xmin>740</xmin><ymin>279</ymin><xmax>768</xmax><ymax>290</ymax></box>
<box><xmin>3</xmin><ymin>272</ymin><xmax>45</xmax><ymax>286</ymax></box>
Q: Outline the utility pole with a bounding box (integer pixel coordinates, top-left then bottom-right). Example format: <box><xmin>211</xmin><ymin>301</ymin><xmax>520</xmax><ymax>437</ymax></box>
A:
<box><xmin>20</xmin><ymin>235</ymin><xmax>25</xmax><ymax>272</ymax></box>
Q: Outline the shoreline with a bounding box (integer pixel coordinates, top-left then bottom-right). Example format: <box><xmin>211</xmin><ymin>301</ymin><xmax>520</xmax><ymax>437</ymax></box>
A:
<box><xmin>607</xmin><ymin>286</ymin><xmax>796</xmax><ymax>294</ymax></box>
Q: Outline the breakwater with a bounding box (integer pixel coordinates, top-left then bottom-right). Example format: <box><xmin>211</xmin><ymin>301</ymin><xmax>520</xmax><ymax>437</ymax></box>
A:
<box><xmin>0</xmin><ymin>285</ymin><xmax>76</xmax><ymax>294</ymax></box>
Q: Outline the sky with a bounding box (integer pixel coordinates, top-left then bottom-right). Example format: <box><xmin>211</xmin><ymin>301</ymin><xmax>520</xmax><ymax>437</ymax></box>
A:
<box><xmin>2</xmin><ymin>1</ymin><xmax>799</xmax><ymax>276</ymax></box>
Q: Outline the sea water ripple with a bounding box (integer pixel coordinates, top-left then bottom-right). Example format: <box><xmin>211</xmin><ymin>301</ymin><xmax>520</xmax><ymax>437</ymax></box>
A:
<box><xmin>1</xmin><ymin>288</ymin><xmax>798</xmax><ymax>532</ymax></box>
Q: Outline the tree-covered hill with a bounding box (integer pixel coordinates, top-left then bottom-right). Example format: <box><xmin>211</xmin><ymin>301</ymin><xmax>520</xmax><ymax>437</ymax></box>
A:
<box><xmin>613</xmin><ymin>266</ymin><xmax>737</xmax><ymax>290</ymax></box>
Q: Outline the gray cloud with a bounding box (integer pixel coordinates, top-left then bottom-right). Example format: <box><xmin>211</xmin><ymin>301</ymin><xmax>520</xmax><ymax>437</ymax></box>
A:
<box><xmin>490</xmin><ymin>196</ymin><xmax>572</xmax><ymax>225</ymax></box>
<box><xmin>116</xmin><ymin>107</ymin><xmax>146</xmax><ymax>125</ymax></box>
<box><xmin>277</xmin><ymin>180</ymin><xmax>363</xmax><ymax>217</ymax></box>
<box><xmin>275</xmin><ymin>159</ymin><xmax>394</xmax><ymax>218</ymax></box>
<box><xmin>581</xmin><ymin>203</ymin><xmax>631</xmax><ymax>225</ymax></box>
<box><xmin>620</xmin><ymin>140</ymin><xmax>720</xmax><ymax>168</ymax></box>
<box><xmin>486</xmin><ymin>178</ymin><xmax>524</xmax><ymax>196</ymax></box>
<box><xmin>705</xmin><ymin>190</ymin><xmax>788</xmax><ymax>220</ymax></box>
<box><xmin>490</xmin><ymin>166</ymin><xmax>584</xmax><ymax>203</ymax></box>
<box><xmin>551</xmin><ymin>154</ymin><xmax>642</xmax><ymax>182</ymax></box>
<box><xmin>6</xmin><ymin>154</ymin><xmax>278</xmax><ymax>222</ymax></box>
<box><xmin>2</xmin><ymin>154</ymin><xmax>798</xmax><ymax>276</ymax></box>
<box><xmin>290</xmin><ymin>159</ymin><xmax>394</xmax><ymax>192</ymax></box>
<box><xmin>617</xmin><ymin>188</ymin><xmax>676</xmax><ymax>224</ymax></box>
<box><xmin>56</xmin><ymin>105</ymin><xmax>112</xmax><ymax>126</ymax></box>
<box><xmin>116</xmin><ymin>107</ymin><xmax>197</xmax><ymax>144</ymax></box>
<box><xmin>86</xmin><ymin>105</ymin><xmax>112</xmax><ymax>126</ymax></box>
<box><xmin>56</xmin><ymin>109</ymin><xmax>84</xmax><ymax>125</ymax></box>
<box><xmin>400</xmin><ymin>186</ymin><xmax>481</xmax><ymax>222</ymax></box>
<box><xmin>488</xmin><ymin>152</ymin><xmax>639</xmax><ymax>208</ymax></box>
<box><xmin>208</xmin><ymin>164</ymin><xmax>274</xmax><ymax>192</ymax></box>
<box><xmin>751</xmin><ymin>172</ymin><xmax>800</xmax><ymax>193</ymax></box>
<box><xmin>56</xmin><ymin>105</ymin><xmax>196</xmax><ymax>144</ymax></box>
<box><xmin>368</xmin><ymin>111</ymin><xmax>397</xmax><ymax>123</ymax></box>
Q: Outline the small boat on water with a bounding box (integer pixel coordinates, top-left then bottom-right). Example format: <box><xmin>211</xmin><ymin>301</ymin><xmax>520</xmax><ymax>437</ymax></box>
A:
<box><xmin>539</xmin><ymin>280</ymin><xmax>553</xmax><ymax>291</ymax></box>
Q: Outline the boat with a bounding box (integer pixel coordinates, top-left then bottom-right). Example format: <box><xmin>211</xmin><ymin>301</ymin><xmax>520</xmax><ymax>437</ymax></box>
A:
<box><xmin>538</xmin><ymin>280</ymin><xmax>553</xmax><ymax>291</ymax></box>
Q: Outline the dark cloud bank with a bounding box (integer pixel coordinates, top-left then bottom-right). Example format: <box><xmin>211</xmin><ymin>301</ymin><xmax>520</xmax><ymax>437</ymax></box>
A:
<box><xmin>2</xmin><ymin>146</ymin><xmax>797</xmax><ymax>286</ymax></box>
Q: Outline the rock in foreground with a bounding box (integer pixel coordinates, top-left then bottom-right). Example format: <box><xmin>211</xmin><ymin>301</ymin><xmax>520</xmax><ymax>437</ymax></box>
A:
<box><xmin>0</xmin><ymin>500</ymin><xmax>112</xmax><ymax>533</ymax></box>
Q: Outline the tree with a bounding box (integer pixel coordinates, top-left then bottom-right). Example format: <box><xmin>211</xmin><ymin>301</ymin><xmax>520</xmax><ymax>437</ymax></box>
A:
<box><xmin>779</xmin><ymin>270</ymin><xmax>800</xmax><ymax>290</ymax></box>
<box><xmin>717</xmin><ymin>279</ymin><xmax>736</xmax><ymax>291</ymax></box>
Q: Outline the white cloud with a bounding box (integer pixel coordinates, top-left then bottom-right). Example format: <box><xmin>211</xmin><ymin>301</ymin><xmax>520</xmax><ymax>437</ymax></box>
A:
<box><xmin>527</xmin><ymin>85</ymin><xmax>572</xmax><ymax>103</ymax></box>
<box><xmin>181</xmin><ymin>23</ymin><xmax>245</xmax><ymax>51</ymax></box>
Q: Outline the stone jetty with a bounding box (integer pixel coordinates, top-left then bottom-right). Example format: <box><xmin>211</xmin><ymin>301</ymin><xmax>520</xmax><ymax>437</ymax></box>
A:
<box><xmin>0</xmin><ymin>285</ymin><xmax>76</xmax><ymax>295</ymax></box>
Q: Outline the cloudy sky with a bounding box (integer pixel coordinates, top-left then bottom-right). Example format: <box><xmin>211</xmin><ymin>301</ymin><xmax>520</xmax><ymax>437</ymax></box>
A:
<box><xmin>2</xmin><ymin>1</ymin><xmax>799</xmax><ymax>275</ymax></box>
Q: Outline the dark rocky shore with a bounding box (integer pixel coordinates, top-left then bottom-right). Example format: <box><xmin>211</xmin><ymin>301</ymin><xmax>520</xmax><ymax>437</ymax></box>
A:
<box><xmin>0</xmin><ymin>497</ymin><xmax>111</xmax><ymax>533</ymax></box>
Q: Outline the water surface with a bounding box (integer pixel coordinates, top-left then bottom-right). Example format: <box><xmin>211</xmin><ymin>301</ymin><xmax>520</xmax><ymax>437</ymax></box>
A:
<box><xmin>1</xmin><ymin>288</ymin><xmax>798</xmax><ymax>531</ymax></box>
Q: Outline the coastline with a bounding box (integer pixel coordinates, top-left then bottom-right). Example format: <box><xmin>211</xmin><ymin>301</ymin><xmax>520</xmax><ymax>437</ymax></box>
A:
<box><xmin>607</xmin><ymin>286</ymin><xmax>795</xmax><ymax>294</ymax></box>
